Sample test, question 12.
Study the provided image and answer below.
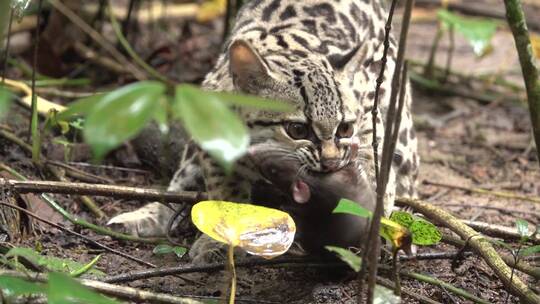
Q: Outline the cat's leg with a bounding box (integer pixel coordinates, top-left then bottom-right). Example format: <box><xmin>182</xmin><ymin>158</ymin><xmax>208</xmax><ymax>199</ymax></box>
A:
<box><xmin>107</xmin><ymin>154</ymin><xmax>203</xmax><ymax>237</ymax></box>
<box><xmin>189</xmin><ymin>156</ymin><xmax>254</xmax><ymax>264</ymax></box>
<box><xmin>392</xmin><ymin>92</ymin><xmax>419</xmax><ymax>200</ymax></box>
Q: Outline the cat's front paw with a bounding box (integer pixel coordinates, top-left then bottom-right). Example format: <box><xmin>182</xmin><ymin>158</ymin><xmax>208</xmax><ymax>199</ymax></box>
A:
<box><xmin>107</xmin><ymin>202</ymin><xmax>174</xmax><ymax>237</ymax></box>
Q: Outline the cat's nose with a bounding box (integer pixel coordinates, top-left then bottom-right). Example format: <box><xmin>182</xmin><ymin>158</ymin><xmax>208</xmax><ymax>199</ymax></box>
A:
<box><xmin>321</xmin><ymin>158</ymin><xmax>340</xmax><ymax>172</ymax></box>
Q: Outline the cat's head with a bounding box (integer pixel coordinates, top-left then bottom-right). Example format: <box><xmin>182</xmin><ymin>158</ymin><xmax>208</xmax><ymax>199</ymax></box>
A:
<box><xmin>228</xmin><ymin>40</ymin><xmax>371</xmax><ymax>173</ymax></box>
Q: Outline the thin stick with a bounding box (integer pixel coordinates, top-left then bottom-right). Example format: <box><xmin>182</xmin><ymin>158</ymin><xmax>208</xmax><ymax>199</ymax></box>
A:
<box><xmin>0</xmin><ymin>179</ymin><xmax>205</xmax><ymax>203</ymax></box>
<box><xmin>359</xmin><ymin>0</ymin><xmax>399</xmax><ymax>299</ymax></box>
<box><xmin>107</xmin><ymin>0</ymin><xmax>171</xmax><ymax>84</ymax></box>
<box><xmin>47</xmin><ymin>0</ymin><xmax>146</xmax><ymax>80</ymax></box>
<box><xmin>365</xmin><ymin>1</ymin><xmax>415</xmax><ymax>302</ymax></box>
<box><xmin>425</xmin><ymin>180</ymin><xmax>540</xmax><ymax>204</ymax></box>
<box><xmin>503</xmin><ymin>0</ymin><xmax>540</xmax><ymax>165</ymax></box>
<box><xmin>0</xmin><ymin>202</ymin><xmax>155</xmax><ymax>268</ymax></box>
<box><xmin>29</xmin><ymin>0</ymin><xmax>43</xmax><ymax>164</ymax></box>
<box><xmin>1</xmin><ymin>10</ymin><xmax>14</xmax><ymax>83</ymax></box>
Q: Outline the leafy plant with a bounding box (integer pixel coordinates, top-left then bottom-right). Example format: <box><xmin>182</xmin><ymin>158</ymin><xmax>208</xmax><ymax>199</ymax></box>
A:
<box><xmin>437</xmin><ymin>9</ymin><xmax>498</xmax><ymax>57</ymax></box>
<box><xmin>6</xmin><ymin>247</ymin><xmax>105</xmax><ymax>277</ymax></box>
<box><xmin>328</xmin><ymin>199</ymin><xmax>441</xmax><ymax>273</ymax></box>
<box><xmin>0</xmin><ymin>273</ymin><xmax>120</xmax><ymax>304</ymax></box>
<box><xmin>58</xmin><ymin>82</ymin><xmax>291</xmax><ymax>171</ymax></box>
<box><xmin>152</xmin><ymin>244</ymin><xmax>187</xmax><ymax>258</ymax></box>
<box><xmin>191</xmin><ymin>200</ymin><xmax>296</xmax><ymax>304</ymax></box>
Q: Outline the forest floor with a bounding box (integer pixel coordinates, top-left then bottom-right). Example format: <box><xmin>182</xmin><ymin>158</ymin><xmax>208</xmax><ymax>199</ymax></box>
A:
<box><xmin>1</xmin><ymin>2</ymin><xmax>539</xmax><ymax>304</ymax></box>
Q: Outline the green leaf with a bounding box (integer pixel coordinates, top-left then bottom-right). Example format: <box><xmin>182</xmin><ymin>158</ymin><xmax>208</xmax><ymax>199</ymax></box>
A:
<box><xmin>153</xmin><ymin>244</ymin><xmax>174</xmax><ymax>255</ymax></box>
<box><xmin>0</xmin><ymin>276</ymin><xmax>46</xmax><ymax>298</ymax></box>
<box><xmin>390</xmin><ymin>211</ymin><xmax>415</xmax><ymax>228</ymax></box>
<box><xmin>437</xmin><ymin>9</ymin><xmax>498</xmax><ymax>56</ymax></box>
<box><xmin>70</xmin><ymin>254</ymin><xmax>102</xmax><ymax>277</ymax></box>
<box><xmin>0</xmin><ymin>85</ymin><xmax>13</xmax><ymax>120</ymax></box>
<box><xmin>48</xmin><ymin>272</ymin><xmax>120</xmax><ymax>304</ymax></box>
<box><xmin>325</xmin><ymin>246</ymin><xmax>362</xmax><ymax>272</ymax></box>
<box><xmin>173</xmin><ymin>246</ymin><xmax>188</xmax><ymax>258</ymax></box>
<box><xmin>153</xmin><ymin>244</ymin><xmax>189</xmax><ymax>258</ymax></box>
<box><xmin>515</xmin><ymin>219</ymin><xmax>529</xmax><ymax>238</ymax></box>
<box><xmin>373</xmin><ymin>285</ymin><xmax>401</xmax><ymax>304</ymax></box>
<box><xmin>84</xmin><ymin>81</ymin><xmax>165</xmax><ymax>160</ymax></box>
<box><xmin>333</xmin><ymin>199</ymin><xmax>372</xmax><ymax>218</ymax></box>
<box><xmin>175</xmin><ymin>84</ymin><xmax>249</xmax><ymax>173</ymax></box>
<box><xmin>56</xmin><ymin>93</ymin><xmax>106</xmax><ymax>121</ymax></box>
<box><xmin>519</xmin><ymin>245</ymin><xmax>540</xmax><ymax>257</ymax></box>
<box><xmin>409</xmin><ymin>219</ymin><xmax>442</xmax><ymax>246</ymax></box>
<box><xmin>6</xmin><ymin>247</ymin><xmax>104</xmax><ymax>276</ymax></box>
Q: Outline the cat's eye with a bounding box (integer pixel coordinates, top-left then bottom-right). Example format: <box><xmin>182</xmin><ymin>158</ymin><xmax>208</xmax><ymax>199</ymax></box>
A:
<box><xmin>337</xmin><ymin>122</ymin><xmax>354</xmax><ymax>138</ymax></box>
<box><xmin>285</xmin><ymin>122</ymin><xmax>309</xmax><ymax>140</ymax></box>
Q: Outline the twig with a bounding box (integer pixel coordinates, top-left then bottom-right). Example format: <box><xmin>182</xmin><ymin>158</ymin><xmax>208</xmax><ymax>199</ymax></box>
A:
<box><xmin>504</xmin><ymin>0</ymin><xmax>540</xmax><ymax>165</ymax></box>
<box><xmin>106</xmin><ymin>1</ymin><xmax>172</xmax><ymax>84</ymax></box>
<box><xmin>0</xmin><ymin>270</ymin><xmax>205</xmax><ymax>304</ymax></box>
<box><xmin>0</xmin><ymin>179</ymin><xmax>205</xmax><ymax>203</ymax></box>
<box><xmin>461</xmin><ymin>220</ymin><xmax>540</xmax><ymax>244</ymax></box>
<box><xmin>439</xmin><ymin>203</ymin><xmax>540</xmax><ymax>219</ymax></box>
<box><xmin>29</xmin><ymin>0</ymin><xmax>43</xmax><ymax>164</ymax></box>
<box><xmin>1</xmin><ymin>10</ymin><xmax>14</xmax><ymax>83</ymax></box>
<box><xmin>0</xmin><ymin>128</ymin><xmax>107</xmax><ymax>218</ymax></box>
<box><xmin>47</xmin><ymin>0</ymin><xmax>147</xmax><ymax>81</ymax></box>
<box><xmin>376</xmin><ymin>277</ymin><xmax>441</xmax><ymax>304</ymax></box>
<box><xmin>424</xmin><ymin>180</ymin><xmax>540</xmax><ymax>204</ymax></box>
<box><xmin>46</xmin><ymin>160</ymin><xmax>114</xmax><ymax>184</ymax></box>
<box><xmin>0</xmin><ymin>175</ymin><xmax>161</xmax><ymax>244</ymax></box>
<box><xmin>399</xmin><ymin>271</ymin><xmax>490</xmax><ymax>304</ymax></box>
<box><xmin>0</xmin><ymin>202</ymin><xmax>155</xmax><ymax>268</ymax></box>
<box><xmin>397</xmin><ymin>197</ymin><xmax>540</xmax><ymax>304</ymax></box>
<box><xmin>72</xmin><ymin>42</ymin><xmax>133</xmax><ymax>76</ymax></box>
<box><xmin>442</xmin><ymin>234</ymin><xmax>540</xmax><ymax>280</ymax></box>
<box><xmin>359</xmin><ymin>0</ymin><xmax>399</xmax><ymax>299</ymax></box>
<box><xmin>364</xmin><ymin>0</ymin><xmax>415</xmax><ymax>302</ymax></box>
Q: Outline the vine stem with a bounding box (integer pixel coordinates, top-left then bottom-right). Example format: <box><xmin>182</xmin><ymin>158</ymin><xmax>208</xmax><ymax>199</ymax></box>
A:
<box><xmin>362</xmin><ymin>0</ymin><xmax>415</xmax><ymax>302</ymax></box>
<box><xmin>503</xmin><ymin>0</ymin><xmax>540</xmax><ymax>165</ymax></box>
<box><xmin>359</xmin><ymin>2</ymin><xmax>399</xmax><ymax>300</ymax></box>
<box><xmin>29</xmin><ymin>0</ymin><xmax>43</xmax><ymax>164</ymax></box>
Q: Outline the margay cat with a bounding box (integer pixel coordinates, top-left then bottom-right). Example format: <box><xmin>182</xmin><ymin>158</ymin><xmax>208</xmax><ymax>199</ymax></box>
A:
<box><xmin>108</xmin><ymin>0</ymin><xmax>419</xmax><ymax>262</ymax></box>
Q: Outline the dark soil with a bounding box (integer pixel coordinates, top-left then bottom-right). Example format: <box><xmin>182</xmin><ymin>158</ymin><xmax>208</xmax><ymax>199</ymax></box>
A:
<box><xmin>0</xmin><ymin>2</ymin><xmax>539</xmax><ymax>304</ymax></box>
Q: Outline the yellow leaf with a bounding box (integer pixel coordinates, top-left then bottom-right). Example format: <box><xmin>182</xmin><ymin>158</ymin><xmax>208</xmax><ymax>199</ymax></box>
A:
<box><xmin>191</xmin><ymin>201</ymin><xmax>296</xmax><ymax>259</ymax></box>
<box><xmin>1</xmin><ymin>78</ymin><xmax>65</xmax><ymax>116</ymax></box>
<box><xmin>196</xmin><ymin>0</ymin><xmax>227</xmax><ymax>23</ymax></box>
<box><xmin>380</xmin><ymin>217</ymin><xmax>413</xmax><ymax>254</ymax></box>
<box><xmin>531</xmin><ymin>34</ymin><xmax>540</xmax><ymax>59</ymax></box>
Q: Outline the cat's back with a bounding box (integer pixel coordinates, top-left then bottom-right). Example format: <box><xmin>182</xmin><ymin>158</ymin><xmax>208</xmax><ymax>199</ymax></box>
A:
<box><xmin>230</xmin><ymin>0</ymin><xmax>385</xmax><ymax>56</ymax></box>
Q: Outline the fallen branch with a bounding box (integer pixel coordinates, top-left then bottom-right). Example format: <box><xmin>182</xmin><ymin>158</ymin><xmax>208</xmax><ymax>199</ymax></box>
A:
<box><xmin>0</xmin><ymin>179</ymin><xmax>205</xmax><ymax>203</ymax></box>
<box><xmin>462</xmin><ymin>220</ymin><xmax>540</xmax><ymax>244</ymax></box>
<box><xmin>425</xmin><ymin>180</ymin><xmax>540</xmax><ymax>204</ymax></box>
<box><xmin>397</xmin><ymin>197</ymin><xmax>540</xmax><ymax>304</ymax></box>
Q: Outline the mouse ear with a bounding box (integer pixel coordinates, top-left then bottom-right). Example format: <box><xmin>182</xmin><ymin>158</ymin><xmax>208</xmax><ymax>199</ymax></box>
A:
<box><xmin>292</xmin><ymin>180</ymin><xmax>311</xmax><ymax>204</ymax></box>
<box><xmin>229</xmin><ymin>40</ymin><xmax>273</xmax><ymax>94</ymax></box>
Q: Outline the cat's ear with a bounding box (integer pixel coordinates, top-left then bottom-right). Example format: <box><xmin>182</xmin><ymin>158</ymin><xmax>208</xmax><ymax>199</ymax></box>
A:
<box><xmin>229</xmin><ymin>40</ymin><xmax>272</xmax><ymax>93</ymax></box>
<box><xmin>329</xmin><ymin>43</ymin><xmax>369</xmax><ymax>76</ymax></box>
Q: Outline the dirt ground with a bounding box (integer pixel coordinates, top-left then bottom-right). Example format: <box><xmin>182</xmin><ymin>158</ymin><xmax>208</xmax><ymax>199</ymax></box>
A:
<box><xmin>0</xmin><ymin>2</ymin><xmax>539</xmax><ymax>304</ymax></box>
